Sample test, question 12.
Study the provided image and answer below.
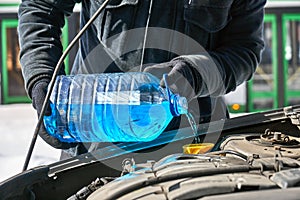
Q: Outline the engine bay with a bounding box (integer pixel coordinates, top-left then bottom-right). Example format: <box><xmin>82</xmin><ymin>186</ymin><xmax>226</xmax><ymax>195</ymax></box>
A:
<box><xmin>1</xmin><ymin>105</ymin><xmax>300</xmax><ymax>200</ymax></box>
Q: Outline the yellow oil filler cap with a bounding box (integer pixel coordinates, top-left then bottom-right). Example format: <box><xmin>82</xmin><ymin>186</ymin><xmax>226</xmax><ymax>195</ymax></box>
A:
<box><xmin>183</xmin><ymin>143</ymin><xmax>214</xmax><ymax>154</ymax></box>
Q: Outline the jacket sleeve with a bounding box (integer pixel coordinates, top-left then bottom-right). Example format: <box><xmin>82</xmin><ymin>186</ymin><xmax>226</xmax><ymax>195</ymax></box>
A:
<box><xmin>18</xmin><ymin>0</ymin><xmax>80</xmax><ymax>96</ymax></box>
<box><xmin>180</xmin><ymin>0</ymin><xmax>266</xmax><ymax>97</ymax></box>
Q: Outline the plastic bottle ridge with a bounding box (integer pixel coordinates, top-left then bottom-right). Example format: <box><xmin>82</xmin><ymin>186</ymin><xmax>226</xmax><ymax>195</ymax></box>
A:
<box><xmin>43</xmin><ymin>72</ymin><xmax>188</xmax><ymax>143</ymax></box>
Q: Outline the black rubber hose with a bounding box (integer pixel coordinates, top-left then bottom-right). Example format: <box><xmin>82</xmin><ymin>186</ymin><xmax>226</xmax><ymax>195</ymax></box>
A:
<box><xmin>22</xmin><ymin>0</ymin><xmax>112</xmax><ymax>171</ymax></box>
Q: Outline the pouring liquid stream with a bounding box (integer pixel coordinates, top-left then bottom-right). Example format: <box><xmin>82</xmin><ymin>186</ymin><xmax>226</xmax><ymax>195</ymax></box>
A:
<box><xmin>185</xmin><ymin>112</ymin><xmax>201</xmax><ymax>143</ymax></box>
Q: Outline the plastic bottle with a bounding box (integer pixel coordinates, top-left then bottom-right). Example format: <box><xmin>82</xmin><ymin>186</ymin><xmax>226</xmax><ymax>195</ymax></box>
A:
<box><xmin>43</xmin><ymin>72</ymin><xmax>188</xmax><ymax>143</ymax></box>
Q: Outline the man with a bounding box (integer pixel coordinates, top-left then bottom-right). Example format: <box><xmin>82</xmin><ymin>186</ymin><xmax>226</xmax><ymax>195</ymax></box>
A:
<box><xmin>18</xmin><ymin>0</ymin><xmax>266</xmax><ymax>157</ymax></box>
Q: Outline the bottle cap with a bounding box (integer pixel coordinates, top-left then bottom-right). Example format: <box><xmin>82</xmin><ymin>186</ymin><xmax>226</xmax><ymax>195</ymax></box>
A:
<box><xmin>177</xmin><ymin>96</ymin><xmax>188</xmax><ymax>114</ymax></box>
<box><xmin>163</xmin><ymin>74</ymin><xmax>188</xmax><ymax>116</ymax></box>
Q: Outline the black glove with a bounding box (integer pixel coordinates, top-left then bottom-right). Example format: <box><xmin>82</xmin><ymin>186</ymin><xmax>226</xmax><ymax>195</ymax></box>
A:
<box><xmin>31</xmin><ymin>79</ymin><xmax>77</xmax><ymax>149</ymax></box>
<box><xmin>143</xmin><ymin>59</ymin><xmax>201</xmax><ymax>101</ymax></box>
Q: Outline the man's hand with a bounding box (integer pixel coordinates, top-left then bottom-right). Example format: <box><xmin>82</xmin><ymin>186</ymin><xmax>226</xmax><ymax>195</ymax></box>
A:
<box><xmin>31</xmin><ymin>79</ymin><xmax>77</xmax><ymax>149</ymax></box>
<box><xmin>143</xmin><ymin>59</ymin><xmax>201</xmax><ymax>101</ymax></box>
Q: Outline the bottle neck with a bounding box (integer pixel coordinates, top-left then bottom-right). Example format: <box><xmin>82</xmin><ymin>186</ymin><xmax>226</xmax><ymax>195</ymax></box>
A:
<box><xmin>169</xmin><ymin>94</ymin><xmax>188</xmax><ymax>116</ymax></box>
<box><xmin>162</xmin><ymin>73</ymin><xmax>188</xmax><ymax>116</ymax></box>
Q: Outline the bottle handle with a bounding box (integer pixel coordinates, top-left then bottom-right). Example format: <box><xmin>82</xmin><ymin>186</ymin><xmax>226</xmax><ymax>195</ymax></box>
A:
<box><xmin>163</xmin><ymin>74</ymin><xmax>172</xmax><ymax>101</ymax></box>
<box><xmin>163</xmin><ymin>74</ymin><xmax>180</xmax><ymax>116</ymax></box>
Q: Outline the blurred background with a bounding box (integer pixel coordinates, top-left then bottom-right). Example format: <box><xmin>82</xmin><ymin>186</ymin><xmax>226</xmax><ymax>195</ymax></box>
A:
<box><xmin>0</xmin><ymin>0</ymin><xmax>300</xmax><ymax>181</ymax></box>
<box><xmin>0</xmin><ymin>104</ymin><xmax>61</xmax><ymax>182</ymax></box>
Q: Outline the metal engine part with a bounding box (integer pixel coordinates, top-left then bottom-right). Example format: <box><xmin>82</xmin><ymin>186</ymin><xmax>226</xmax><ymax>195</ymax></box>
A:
<box><xmin>220</xmin><ymin>129</ymin><xmax>300</xmax><ymax>159</ymax></box>
<box><xmin>86</xmin><ymin>153</ymin><xmax>300</xmax><ymax>200</ymax></box>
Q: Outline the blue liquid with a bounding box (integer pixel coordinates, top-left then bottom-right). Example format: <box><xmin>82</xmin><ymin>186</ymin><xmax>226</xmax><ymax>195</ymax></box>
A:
<box><xmin>43</xmin><ymin>73</ymin><xmax>188</xmax><ymax>143</ymax></box>
<box><xmin>44</xmin><ymin>101</ymin><xmax>174</xmax><ymax>142</ymax></box>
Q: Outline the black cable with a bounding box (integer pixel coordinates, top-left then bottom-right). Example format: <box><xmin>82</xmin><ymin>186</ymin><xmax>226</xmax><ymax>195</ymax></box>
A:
<box><xmin>22</xmin><ymin>0</ymin><xmax>111</xmax><ymax>172</ymax></box>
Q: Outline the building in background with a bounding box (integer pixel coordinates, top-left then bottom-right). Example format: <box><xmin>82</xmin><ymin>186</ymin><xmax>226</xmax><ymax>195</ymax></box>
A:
<box><xmin>225</xmin><ymin>0</ymin><xmax>300</xmax><ymax>112</ymax></box>
<box><xmin>0</xmin><ymin>0</ymin><xmax>80</xmax><ymax>104</ymax></box>
<box><xmin>0</xmin><ymin>0</ymin><xmax>300</xmax><ymax>113</ymax></box>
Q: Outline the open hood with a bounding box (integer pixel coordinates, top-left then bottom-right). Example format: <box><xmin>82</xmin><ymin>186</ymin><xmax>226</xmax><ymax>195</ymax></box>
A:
<box><xmin>1</xmin><ymin>105</ymin><xmax>300</xmax><ymax>200</ymax></box>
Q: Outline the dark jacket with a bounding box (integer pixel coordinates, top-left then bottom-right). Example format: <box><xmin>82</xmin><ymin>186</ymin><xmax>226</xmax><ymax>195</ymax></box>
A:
<box><xmin>18</xmin><ymin>0</ymin><xmax>266</xmax><ymax>155</ymax></box>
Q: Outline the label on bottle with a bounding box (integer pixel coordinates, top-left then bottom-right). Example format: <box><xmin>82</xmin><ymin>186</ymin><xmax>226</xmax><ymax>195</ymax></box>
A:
<box><xmin>96</xmin><ymin>91</ymin><xmax>140</xmax><ymax>105</ymax></box>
